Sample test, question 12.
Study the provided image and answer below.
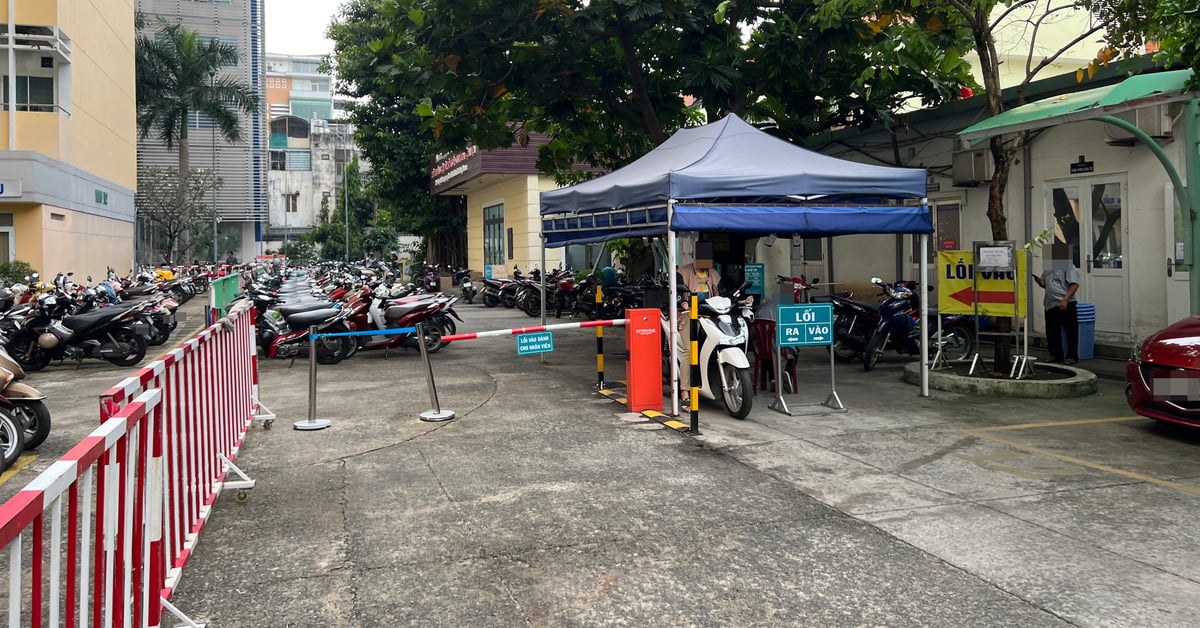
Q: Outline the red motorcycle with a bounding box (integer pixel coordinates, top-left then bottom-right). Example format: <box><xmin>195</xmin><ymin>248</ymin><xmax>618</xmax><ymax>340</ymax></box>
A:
<box><xmin>347</xmin><ymin>285</ymin><xmax>453</xmax><ymax>353</ymax></box>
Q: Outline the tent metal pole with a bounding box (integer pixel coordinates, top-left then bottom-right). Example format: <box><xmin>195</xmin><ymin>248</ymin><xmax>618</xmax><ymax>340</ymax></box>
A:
<box><xmin>668</xmin><ymin>200</ymin><xmax>679</xmax><ymax>416</ymax></box>
<box><xmin>920</xmin><ymin>230</ymin><xmax>929</xmax><ymax>397</ymax></box>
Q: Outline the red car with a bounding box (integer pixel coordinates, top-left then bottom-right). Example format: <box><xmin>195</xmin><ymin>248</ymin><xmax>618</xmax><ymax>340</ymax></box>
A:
<box><xmin>1126</xmin><ymin>316</ymin><xmax>1200</xmax><ymax>426</ymax></box>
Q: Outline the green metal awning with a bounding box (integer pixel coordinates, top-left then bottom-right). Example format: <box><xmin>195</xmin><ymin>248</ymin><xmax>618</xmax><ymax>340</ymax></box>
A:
<box><xmin>959</xmin><ymin>69</ymin><xmax>1199</xmax><ymax>141</ymax></box>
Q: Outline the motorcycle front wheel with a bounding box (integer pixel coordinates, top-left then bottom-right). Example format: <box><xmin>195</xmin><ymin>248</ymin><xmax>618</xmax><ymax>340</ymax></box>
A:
<box><xmin>482</xmin><ymin>293</ymin><xmax>499</xmax><ymax>308</ymax></box>
<box><xmin>106</xmin><ymin>330</ymin><xmax>147</xmax><ymax>367</ymax></box>
<box><xmin>10</xmin><ymin>400</ymin><xmax>50</xmax><ymax>450</ymax></box>
<box><xmin>863</xmin><ymin>331</ymin><xmax>888</xmax><ymax>372</ymax></box>
<box><xmin>720</xmin><ymin>364</ymin><xmax>753</xmax><ymax>420</ymax></box>
<box><xmin>0</xmin><ymin>409</ymin><xmax>26</xmax><ymax>469</ymax></box>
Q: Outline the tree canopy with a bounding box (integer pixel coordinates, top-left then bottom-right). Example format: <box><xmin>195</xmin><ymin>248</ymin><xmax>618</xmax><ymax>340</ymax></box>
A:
<box><xmin>339</xmin><ymin>0</ymin><xmax>977</xmax><ymax>180</ymax></box>
<box><xmin>1091</xmin><ymin>0</ymin><xmax>1200</xmax><ymax>83</ymax></box>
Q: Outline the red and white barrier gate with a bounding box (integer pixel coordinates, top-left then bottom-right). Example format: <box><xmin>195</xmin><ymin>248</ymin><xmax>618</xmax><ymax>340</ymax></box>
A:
<box><xmin>0</xmin><ymin>298</ymin><xmax>268</xmax><ymax>628</ymax></box>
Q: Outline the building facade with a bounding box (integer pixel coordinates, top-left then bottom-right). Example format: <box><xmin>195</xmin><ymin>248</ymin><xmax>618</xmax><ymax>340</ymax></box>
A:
<box><xmin>431</xmin><ymin>140</ymin><xmax>568</xmax><ymax>277</ymax></box>
<box><xmin>0</xmin><ymin>0</ymin><xmax>137</xmax><ymax>279</ymax></box>
<box><xmin>800</xmin><ymin>61</ymin><xmax>1190</xmax><ymax>352</ymax></box>
<box><xmin>136</xmin><ymin>0</ymin><xmax>267</xmax><ymax>263</ymax></box>
<box><xmin>262</xmin><ymin>53</ymin><xmax>361</xmax><ymax>251</ymax></box>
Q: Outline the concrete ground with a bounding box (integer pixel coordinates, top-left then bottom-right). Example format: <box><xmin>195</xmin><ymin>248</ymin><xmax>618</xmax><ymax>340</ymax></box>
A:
<box><xmin>3</xmin><ymin>290</ymin><xmax>1198</xmax><ymax>627</ymax></box>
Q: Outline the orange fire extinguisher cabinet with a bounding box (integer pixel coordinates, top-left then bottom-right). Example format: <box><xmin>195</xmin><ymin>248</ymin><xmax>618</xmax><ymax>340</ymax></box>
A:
<box><xmin>624</xmin><ymin>308</ymin><xmax>662</xmax><ymax>412</ymax></box>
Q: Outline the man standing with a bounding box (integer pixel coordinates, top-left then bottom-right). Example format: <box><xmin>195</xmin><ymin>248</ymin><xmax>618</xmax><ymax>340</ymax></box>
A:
<box><xmin>1033</xmin><ymin>242</ymin><xmax>1080</xmax><ymax>364</ymax></box>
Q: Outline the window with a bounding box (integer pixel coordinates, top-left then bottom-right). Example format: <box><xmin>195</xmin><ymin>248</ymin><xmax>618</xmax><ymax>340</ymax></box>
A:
<box><xmin>269</xmin><ymin>149</ymin><xmax>310</xmax><ymax>171</ymax></box>
<box><xmin>293</xmin><ymin>61</ymin><xmax>319</xmax><ymax>73</ymax></box>
<box><xmin>285</xmin><ymin>194</ymin><xmax>299</xmax><ymax>213</ymax></box>
<box><xmin>790</xmin><ymin>238</ymin><xmax>823</xmax><ymax>262</ymax></box>
<box><xmin>1</xmin><ymin>75</ymin><xmax>55</xmax><ymax>112</ymax></box>
<box><xmin>483</xmin><ymin>204</ymin><xmax>505</xmax><ymax>266</ymax></box>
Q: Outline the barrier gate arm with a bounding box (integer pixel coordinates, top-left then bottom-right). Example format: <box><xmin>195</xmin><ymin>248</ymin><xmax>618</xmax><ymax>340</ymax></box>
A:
<box><xmin>441</xmin><ymin>318</ymin><xmax>627</xmax><ymax>343</ymax></box>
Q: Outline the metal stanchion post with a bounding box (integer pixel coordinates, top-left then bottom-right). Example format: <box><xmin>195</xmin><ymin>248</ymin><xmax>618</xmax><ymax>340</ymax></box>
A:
<box><xmin>417</xmin><ymin>322</ymin><xmax>455</xmax><ymax>422</ymax></box>
<box><xmin>294</xmin><ymin>325</ymin><xmax>332</xmax><ymax>430</ymax></box>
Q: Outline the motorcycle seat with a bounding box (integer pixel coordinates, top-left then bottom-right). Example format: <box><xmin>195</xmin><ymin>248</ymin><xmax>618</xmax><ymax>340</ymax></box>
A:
<box><xmin>63</xmin><ymin>308</ymin><xmax>124</xmax><ymax>332</ymax></box>
<box><xmin>277</xmin><ymin>301</ymin><xmax>334</xmax><ymax>316</ymax></box>
<box><xmin>384</xmin><ymin>302</ymin><xmax>428</xmax><ymax>321</ymax></box>
<box><xmin>284</xmin><ymin>308</ymin><xmax>340</xmax><ymax>327</ymax></box>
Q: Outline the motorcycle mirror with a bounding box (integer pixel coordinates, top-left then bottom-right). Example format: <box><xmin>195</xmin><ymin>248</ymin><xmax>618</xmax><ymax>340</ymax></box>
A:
<box><xmin>811</xmin><ymin>278</ymin><xmax>821</xmax><ymax>285</ymax></box>
<box><xmin>870</xmin><ymin>277</ymin><xmax>882</xmax><ymax>285</ymax></box>
<box><xmin>87</xmin><ymin>275</ymin><xmax>93</xmax><ymax>283</ymax></box>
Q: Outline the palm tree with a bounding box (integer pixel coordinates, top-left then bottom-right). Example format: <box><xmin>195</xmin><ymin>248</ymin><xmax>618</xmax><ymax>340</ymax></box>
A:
<box><xmin>135</xmin><ymin>19</ymin><xmax>260</xmax><ymax>256</ymax></box>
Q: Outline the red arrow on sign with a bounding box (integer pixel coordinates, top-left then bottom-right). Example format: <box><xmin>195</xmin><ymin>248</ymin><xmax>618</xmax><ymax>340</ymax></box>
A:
<box><xmin>950</xmin><ymin>287</ymin><xmax>1015</xmax><ymax>306</ymax></box>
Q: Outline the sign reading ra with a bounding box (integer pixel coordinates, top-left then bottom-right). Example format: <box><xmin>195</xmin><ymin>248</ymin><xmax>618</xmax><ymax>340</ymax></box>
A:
<box><xmin>937</xmin><ymin>250</ymin><xmax>1027</xmax><ymax>316</ymax></box>
<box><xmin>777</xmin><ymin>303</ymin><xmax>834</xmax><ymax>347</ymax></box>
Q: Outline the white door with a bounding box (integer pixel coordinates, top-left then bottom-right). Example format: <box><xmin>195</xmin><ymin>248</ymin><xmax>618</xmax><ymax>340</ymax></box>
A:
<box><xmin>790</xmin><ymin>237</ymin><xmax>827</xmax><ymax>287</ymax></box>
<box><xmin>1046</xmin><ymin>178</ymin><xmax>1130</xmax><ymax>335</ymax></box>
<box><xmin>1165</xmin><ymin>184</ymin><xmax>1192</xmax><ymax>324</ymax></box>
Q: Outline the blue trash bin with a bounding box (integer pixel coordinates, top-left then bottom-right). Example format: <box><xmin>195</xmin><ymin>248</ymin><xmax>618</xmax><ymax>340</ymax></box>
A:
<box><xmin>1069</xmin><ymin>302</ymin><xmax>1095</xmax><ymax>360</ymax></box>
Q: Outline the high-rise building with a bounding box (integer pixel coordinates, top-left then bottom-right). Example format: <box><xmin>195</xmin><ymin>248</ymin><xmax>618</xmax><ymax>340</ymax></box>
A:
<box><xmin>0</xmin><ymin>1</ymin><xmax>137</xmax><ymax>279</ymax></box>
<box><xmin>264</xmin><ymin>53</ymin><xmax>360</xmax><ymax>249</ymax></box>
<box><xmin>136</xmin><ymin>0</ymin><xmax>267</xmax><ymax>263</ymax></box>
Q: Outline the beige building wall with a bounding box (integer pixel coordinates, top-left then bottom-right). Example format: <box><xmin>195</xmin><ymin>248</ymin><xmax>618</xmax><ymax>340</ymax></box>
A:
<box><xmin>0</xmin><ymin>0</ymin><xmax>137</xmax><ymax>278</ymax></box>
<box><xmin>466</xmin><ymin>174</ymin><xmax>565</xmax><ymax>276</ymax></box>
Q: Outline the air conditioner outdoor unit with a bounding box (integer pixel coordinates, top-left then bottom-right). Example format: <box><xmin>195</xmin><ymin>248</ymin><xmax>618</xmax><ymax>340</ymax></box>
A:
<box><xmin>1105</xmin><ymin>104</ymin><xmax>1173</xmax><ymax>145</ymax></box>
<box><xmin>952</xmin><ymin>147</ymin><xmax>993</xmax><ymax>187</ymax></box>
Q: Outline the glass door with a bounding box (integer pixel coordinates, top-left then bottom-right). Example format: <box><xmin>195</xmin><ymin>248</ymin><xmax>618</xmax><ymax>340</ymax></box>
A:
<box><xmin>1046</xmin><ymin>178</ymin><xmax>1130</xmax><ymax>335</ymax></box>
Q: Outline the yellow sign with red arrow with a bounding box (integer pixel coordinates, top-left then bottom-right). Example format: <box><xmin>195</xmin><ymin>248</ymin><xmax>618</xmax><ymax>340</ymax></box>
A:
<box><xmin>937</xmin><ymin>250</ymin><xmax>1027</xmax><ymax>316</ymax></box>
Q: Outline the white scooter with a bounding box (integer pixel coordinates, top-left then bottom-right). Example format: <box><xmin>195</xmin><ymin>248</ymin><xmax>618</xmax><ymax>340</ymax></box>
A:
<box><xmin>664</xmin><ymin>282</ymin><xmax>755</xmax><ymax>419</ymax></box>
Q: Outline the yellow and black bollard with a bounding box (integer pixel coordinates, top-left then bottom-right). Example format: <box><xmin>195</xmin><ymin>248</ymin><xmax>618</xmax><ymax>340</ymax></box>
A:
<box><xmin>690</xmin><ymin>294</ymin><xmax>700</xmax><ymax>434</ymax></box>
<box><xmin>595</xmin><ymin>284</ymin><xmax>605</xmax><ymax>388</ymax></box>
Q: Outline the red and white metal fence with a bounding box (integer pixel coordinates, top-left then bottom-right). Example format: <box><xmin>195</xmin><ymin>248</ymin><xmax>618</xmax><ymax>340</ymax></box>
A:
<box><xmin>0</xmin><ymin>298</ymin><xmax>265</xmax><ymax>627</ymax></box>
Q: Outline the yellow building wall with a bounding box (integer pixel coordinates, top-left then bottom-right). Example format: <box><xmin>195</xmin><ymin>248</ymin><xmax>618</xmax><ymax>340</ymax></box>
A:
<box><xmin>5</xmin><ymin>0</ymin><xmax>58</xmax><ymax>23</ymax></box>
<box><xmin>465</xmin><ymin>174</ymin><xmax>565</xmax><ymax>275</ymax></box>
<box><xmin>0</xmin><ymin>1</ymin><xmax>136</xmax><ymax>187</ymax></box>
<box><xmin>18</xmin><ymin>204</ymin><xmax>134</xmax><ymax>277</ymax></box>
<box><xmin>58</xmin><ymin>0</ymin><xmax>138</xmax><ymax>190</ymax></box>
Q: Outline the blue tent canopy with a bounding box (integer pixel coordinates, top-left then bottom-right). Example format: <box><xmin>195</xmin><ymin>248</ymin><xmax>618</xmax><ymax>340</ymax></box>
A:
<box><xmin>540</xmin><ymin>114</ymin><xmax>930</xmax><ymax>246</ymax></box>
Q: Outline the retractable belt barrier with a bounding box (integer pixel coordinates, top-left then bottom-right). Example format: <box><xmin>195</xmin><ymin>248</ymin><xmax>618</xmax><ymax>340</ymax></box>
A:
<box><xmin>0</xmin><ymin>298</ymin><xmax>265</xmax><ymax>628</ymax></box>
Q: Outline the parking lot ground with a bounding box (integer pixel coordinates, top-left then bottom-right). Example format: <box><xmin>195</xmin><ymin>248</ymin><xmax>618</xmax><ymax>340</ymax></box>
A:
<box><xmin>7</xmin><ymin>296</ymin><xmax>1200</xmax><ymax>625</ymax></box>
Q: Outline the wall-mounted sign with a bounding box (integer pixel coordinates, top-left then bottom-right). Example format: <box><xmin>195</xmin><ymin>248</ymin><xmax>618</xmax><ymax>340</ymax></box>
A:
<box><xmin>0</xmin><ymin>179</ymin><xmax>23</xmax><ymax>198</ymax></box>
<box><xmin>1069</xmin><ymin>155</ymin><xmax>1094</xmax><ymax>174</ymax></box>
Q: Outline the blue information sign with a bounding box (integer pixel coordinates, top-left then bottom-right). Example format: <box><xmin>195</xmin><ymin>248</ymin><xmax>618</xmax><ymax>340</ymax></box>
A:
<box><xmin>516</xmin><ymin>331</ymin><xmax>554</xmax><ymax>355</ymax></box>
<box><xmin>777</xmin><ymin>304</ymin><xmax>834</xmax><ymax>347</ymax></box>
<box><xmin>744</xmin><ymin>263</ymin><xmax>765</xmax><ymax>296</ymax></box>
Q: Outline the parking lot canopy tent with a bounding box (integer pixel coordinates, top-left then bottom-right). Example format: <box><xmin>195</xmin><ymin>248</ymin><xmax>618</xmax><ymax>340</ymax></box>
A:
<box><xmin>540</xmin><ymin>114</ymin><xmax>930</xmax><ymax>246</ymax></box>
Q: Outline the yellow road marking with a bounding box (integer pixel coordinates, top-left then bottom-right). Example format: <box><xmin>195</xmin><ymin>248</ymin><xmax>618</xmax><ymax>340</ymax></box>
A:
<box><xmin>972</xmin><ymin>416</ymin><xmax>1141</xmax><ymax>432</ymax></box>
<box><xmin>0</xmin><ymin>454</ymin><xmax>36</xmax><ymax>485</ymax></box>
<box><xmin>965</xmin><ymin>427</ymin><xmax>1200</xmax><ymax>498</ymax></box>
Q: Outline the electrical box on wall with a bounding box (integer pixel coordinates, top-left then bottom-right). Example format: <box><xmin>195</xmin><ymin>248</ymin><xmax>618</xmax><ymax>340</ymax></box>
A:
<box><xmin>952</xmin><ymin>148</ymin><xmax>993</xmax><ymax>187</ymax></box>
<box><xmin>1105</xmin><ymin>104</ymin><xmax>1173</xmax><ymax>145</ymax></box>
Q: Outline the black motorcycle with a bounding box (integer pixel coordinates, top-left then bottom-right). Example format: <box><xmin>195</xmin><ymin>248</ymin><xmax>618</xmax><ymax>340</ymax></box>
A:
<box><xmin>7</xmin><ymin>289</ymin><xmax>151</xmax><ymax>371</ymax></box>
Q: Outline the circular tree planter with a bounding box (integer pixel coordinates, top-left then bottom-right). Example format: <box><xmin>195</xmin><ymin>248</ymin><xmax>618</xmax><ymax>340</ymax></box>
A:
<box><xmin>903</xmin><ymin>361</ymin><xmax>1098</xmax><ymax>398</ymax></box>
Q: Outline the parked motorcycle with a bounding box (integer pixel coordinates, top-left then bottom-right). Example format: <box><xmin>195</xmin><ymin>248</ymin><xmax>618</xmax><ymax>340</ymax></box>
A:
<box><xmin>253</xmin><ymin>286</ymin><xmax>356</xmax><ymax>364</ymax></box>
<box><xmin>7</xmin><ymin>288</ymin><xmax>152</xmax><ymax>371</ymax></box>
<box><xmin>0</xmin><ymin>409</ymin><xmax>22</xmax><ymax>470</ymax></box>
<box><xmin>0</xmin><ymin>343</ymin><xmax>51</xmax><ymax>450</ymax></box>
<box><xmin>662</xmin><ymin>281</ymin><xmax>755</xmax><ymax>419</ymax></box>
<box><xmin>861</xmin><ymin>277</ymin><xmax>974</xmax><ymax>371</ymax></box>
<box><xmin>454</xmin><ymin>268</ymin><xmax>476</xmax><ymax>304</ymax></box>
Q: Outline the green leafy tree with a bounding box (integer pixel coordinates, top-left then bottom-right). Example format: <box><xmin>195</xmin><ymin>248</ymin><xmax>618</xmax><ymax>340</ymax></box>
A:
<box><xmin>336</xmin><ymin>0</ymin><xmax>975</xmax><ymax>181</ymax></box>
<box><xmin>1091</xmin><ymin>0</ymin><xmax>1199</xmax><ymax>83</ymax></box>
<box><xmin>328</xmin><ymin>0</ymin><xmax>466</xmax><ymax>263</ymax></box>
<box><xmin>135</xmin><ymin>19</ymin><xmax>260</xmax><ymax>259</ymax></box>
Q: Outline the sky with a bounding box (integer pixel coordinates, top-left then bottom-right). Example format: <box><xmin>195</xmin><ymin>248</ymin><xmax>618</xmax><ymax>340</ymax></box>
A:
<box><xmin>264</xmin><ymin>0</ymin><xmax>343</xmax><ymax>57</ymax></box>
